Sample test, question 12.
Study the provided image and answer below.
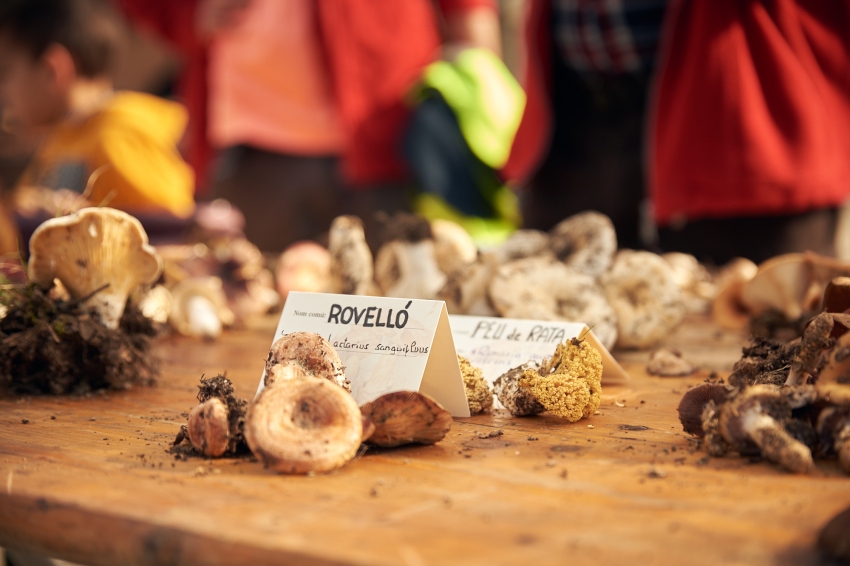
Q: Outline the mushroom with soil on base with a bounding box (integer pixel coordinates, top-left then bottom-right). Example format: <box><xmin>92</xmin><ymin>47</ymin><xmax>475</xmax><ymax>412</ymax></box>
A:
<box><xmin>179</xmin><ymin>375</ymin><xmax>248</xmax><ymax>457</ymax></box>
<box><xmin>717</xmin><ymin>385</ymin><xmax>815</xmax><ymax>474</ymax></box>
<box><xmin>676</xmin><ymin>383</ymin><xmax>731</xmax><ymax>437</ymax></box>
<box><xmin>27</xmin><ymin>207</ymin><xmax>162</xmax><ymax>330</ymax></box>
<box><xmin>328</xmin><ymin>215</ymin><xmax>378</xmax><ymax>296</ymax></box>
<box><xmin>245</xmin><ymin>376</ymin><xmax>364</xmax><ymax>474</ymax></box>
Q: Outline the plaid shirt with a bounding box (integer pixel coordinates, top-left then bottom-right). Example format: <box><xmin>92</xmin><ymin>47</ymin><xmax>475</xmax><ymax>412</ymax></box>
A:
<box><xmin>554</xmin><ymin>0</ymin><xmax>668</xmax><ymax>74</ymax></box>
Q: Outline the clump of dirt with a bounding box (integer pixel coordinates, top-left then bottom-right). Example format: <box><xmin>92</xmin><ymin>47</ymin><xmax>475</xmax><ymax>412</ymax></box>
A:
<box><xmin>749</xmin><ymin>309</ymin><xmax>809</xmax><ymax>342</ymax></box>
<box><xmin>727</xmin><ymin>336</ymin><xmax>799</xmax><ymax>387</ymax></box>
<box><xmin>0</xmin><ymin>283</ymin><xmax>158</xmax><ymax>395</ymax></box>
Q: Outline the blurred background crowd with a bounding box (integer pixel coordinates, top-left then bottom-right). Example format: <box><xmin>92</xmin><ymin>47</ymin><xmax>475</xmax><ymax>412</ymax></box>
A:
<box><xmin>1</xmin><ymin>0</ymin><xmax>849</xmax><ymax>266</ymax></box>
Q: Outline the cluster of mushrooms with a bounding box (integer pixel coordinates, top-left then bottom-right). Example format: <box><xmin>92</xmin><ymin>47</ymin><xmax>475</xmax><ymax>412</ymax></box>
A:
<box><xmin>679</xmin><ymin>277</ymin><xmax>850</xmax><ymax>474</ymax></box>
<box><xmin>279</xmin><ymin>211</ymin><xmax>724</xmax><ymax>351</ymax></box>
<box><xmin>179</xmin><ymin>332</ymin><xmax>453</xmax><ymax>474</ymax></box>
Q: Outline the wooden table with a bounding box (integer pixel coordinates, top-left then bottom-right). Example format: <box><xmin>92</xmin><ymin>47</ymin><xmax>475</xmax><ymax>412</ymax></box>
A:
<box><xmin>1</xmin><ymin>315</ymin><xmax>848</xmax><ymax>566</ymax></box>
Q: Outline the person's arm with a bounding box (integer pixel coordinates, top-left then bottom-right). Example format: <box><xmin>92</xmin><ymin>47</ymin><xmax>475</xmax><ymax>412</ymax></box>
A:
<box><xmin>442</xmin><ymin>3</ymin><xmax>502</xmax><ymax>57</ymax></box>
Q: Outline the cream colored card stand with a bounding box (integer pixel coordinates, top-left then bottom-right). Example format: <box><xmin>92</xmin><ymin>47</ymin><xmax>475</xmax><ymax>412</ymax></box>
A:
<box><xmin>449</xmin><ymin>315</ymin><xmax>630</xmax><ymax>385</ymax></box>
<box><xmin>259</xmin><ymin>292</ymin><xmax>470</xmax><ymax>417</ymax></box>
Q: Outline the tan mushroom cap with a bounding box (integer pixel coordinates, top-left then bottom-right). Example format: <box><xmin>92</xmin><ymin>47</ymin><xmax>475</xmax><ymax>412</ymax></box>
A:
<box><xmin>244</xmin><ymin>377</ymin><xmax>363</xmax><ymax>474</ymax></box>
<box><xmin>187</xmin><ymin>398</ymin><xmax>230</xmax><ymax>457</ymax></box>
<box><xmin>359</xmin><ymin>391</ymin><xmax>453</xmax><ymax>447</ymax></box>
<box><xmin>265</xmin><ymin>332</ymin><xmax>349</xmax><ymax>391</ymax></box>
<box><xmin>28</xmin><ymin>207</ymin><xmax>162</xmax><ymax>329</ymax></box>
<box><xmin>169</xmin><ymin>276</ymin><xmax>235</xmax><ymax>339</ymax></box>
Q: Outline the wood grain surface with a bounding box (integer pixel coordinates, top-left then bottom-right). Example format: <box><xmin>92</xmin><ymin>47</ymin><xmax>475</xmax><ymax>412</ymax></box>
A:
<box><xmin>0</xmin><ymin>315</ymin><xmax>848</xmax><ymax>566</ymax></box>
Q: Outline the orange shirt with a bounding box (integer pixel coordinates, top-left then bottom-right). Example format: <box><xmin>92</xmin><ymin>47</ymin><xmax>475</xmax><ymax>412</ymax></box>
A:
<box><xmin>208</xmin><ymin>0</ymin><xmax>343</xmax><ymax>155</ymax></box>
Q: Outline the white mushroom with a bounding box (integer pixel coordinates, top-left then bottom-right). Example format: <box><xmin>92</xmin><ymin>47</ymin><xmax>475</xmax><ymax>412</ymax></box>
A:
<box><xmin>438</xmin><ymin>254</ymin><xmax>499</xmax><ymax>316</ymax></box>
<box><xmin>138</xmin><ymin>285</ymin><xmax>173</xmax><ymax>324</ymax></box>
<box><xmin>169</xmin><ymin>277</ymin><xmax>236</xmax><ymax>339</ymax></box>
<box><xmin>28</xmin><ymin>207</ymin><xmax>162</xmax><ymax>329</ymax></box>
<box><xmin>374</xmin><ymin>239</ymin><xmax>447</xmax><ymax>299</ymax></box>
<box><xmin>328</xmin><ymin>215</ymin><xmax>377</xmax><ymax>296</ymax></box>
<box><xmin>548</xmin><ymin>211</ymin><xmax>617</xmax><ymax>278</ymax></box>
<box><xmin>601</xmin><ymin>250</ymin><xmax>687</xmax><ymax>350</ymax></box>
<box><xmin>265</xmin><ymin>332</ymin><xmax>349</xmax><ymax>392</ymax></box>
<box><xmin>275</xmin><ymin>241</ymin><xmax>332</xmax><ymax>299</ymax></box>
<box><xmin>430</xmin><ymin>219</ymin><xmax>477</xmax><ymax>277</ymax></box>
<box><xmin>489</xmin><ymin>256</ymin><xmax>618</xmax><ymax>349</ymax></box>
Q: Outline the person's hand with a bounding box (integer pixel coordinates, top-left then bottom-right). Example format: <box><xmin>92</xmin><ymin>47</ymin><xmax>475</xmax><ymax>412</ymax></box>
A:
<box><xmin>196</xmin><ymin>0</ymin><xmax>252</xmax><ymax>41</ymax></box>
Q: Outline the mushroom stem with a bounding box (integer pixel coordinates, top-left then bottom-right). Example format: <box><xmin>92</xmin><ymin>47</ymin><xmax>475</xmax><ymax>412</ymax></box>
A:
<box><xmin>186</xmin><ymin>295</ymin><xmax>223</xmax><ymax>338</ymax></box>
<box><xmin>737</xmin><ymin>410</ymin><xmax>814</xmax><ymax>474</ymax></box>
<box><xmin>786</xmin><ymin>312</ymin><xmax>833</xmax><ymax>386</ymax></box>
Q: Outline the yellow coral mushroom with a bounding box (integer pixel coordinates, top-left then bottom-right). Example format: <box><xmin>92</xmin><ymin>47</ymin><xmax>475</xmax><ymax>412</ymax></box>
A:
<box><xmin>523</xmin><ymin>338</ymin><xmax>603</xmax><ymax>422</ymax></box>
<box><xmin>458</xmin><ymin>355</ymin><xmax>493</xmax><ymax>415</ymax></box>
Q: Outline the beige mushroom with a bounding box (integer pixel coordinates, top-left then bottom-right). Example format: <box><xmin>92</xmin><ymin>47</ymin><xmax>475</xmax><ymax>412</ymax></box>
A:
<box><xmin>169</xmin><ymin>277</ymin><xmax>236</xmax><ymax>339</ymax></box>
<box><xmin>359</xmin><ymin>391</ymin><xmax>453</xmax><ymax>447</ymax></box>
<box><xmin>265</xmin><ymin>332</ymin><xmax>349</xmax><ymax>391</ymax></box>
<box><xmin>138</xmin><ymin>285</ymin><xmax>173</xmax><ymax>324</ymax></box>
<box><xmin>244</xmin><ymin>376</ymin><xmax>363</xmax><ymax>474</ymax></box>
<box><xmin>27</xmin><ymin>207</ymin><xmax>162</xmax><ymax>329</ymax></box>
<box><xmin>490</xmin><ymin>256</ymin><xmax>618</xmax><ymax>349</ymax></box>
<box><xmin>187</xmin><ymin>398</ymin><xmax>231</xmax><ymax>457</ymax></box>
<box><xmin>328</xmin><ymin>215</ymin><xmax>377</xmax><ymax>295</ymax></box>
<box><xmin>548</xmin><ymin>211</ymin><xmax>617</xmax><ymax>278</ymax></box>
<box><xmin>275</xmin><ymin>241</ymin><xmax>332</xmax><ymax>299</ymax></box>
<box><xmin>712</xmin><ymin>258</ymin><xmax>758</xmax><ymax>330</ymax></box>
<box><xmin>374</xmin><ymin>239</ymin><xmax>447</xmax><ymax>299</ymax></box>
<box><xmin>430</xmin><ymin>219</ymin><xmax>478</xmax><ymax>277</ymax></box>
<box><xmin>601</xmin><ymin>250</ymin><xmax>687</xmax><ymax>349</ymax></box>
<box><xmin>439</xmin><ymin>255</ymin><xmax>498</xmax><ymax>316</ymax></box>
<box><xmin>739</xmin><ymin>254</ymin><xmax>813</xmax><ymax>320</ymax></box>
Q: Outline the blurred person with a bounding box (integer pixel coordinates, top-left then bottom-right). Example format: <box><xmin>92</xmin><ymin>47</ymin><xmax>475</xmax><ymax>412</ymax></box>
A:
<box><xmin>0</xmin><ymin>0</ymin><xmax>195</xmax><ymax>222</ymax></box>
<box><xmin>117</xmin><ymin>0</ymin><xmax>502</xmax><ymax>252</ymax></box>
<box><xmin>505</xmin><ymin>0</ymin><xmax>850</xmax><ymax>264</ymax></box>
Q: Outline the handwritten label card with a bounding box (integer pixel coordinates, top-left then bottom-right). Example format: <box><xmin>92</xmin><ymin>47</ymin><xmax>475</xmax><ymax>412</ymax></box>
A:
<box><xmin>449</xmin><ymin>315</ymin><xmax>629</xmax><ymax>385</ymax></box>
<box><xmin>259</xmin><ymin>292</ymin><xmax>470</xmax><ymax>417</ymax></box>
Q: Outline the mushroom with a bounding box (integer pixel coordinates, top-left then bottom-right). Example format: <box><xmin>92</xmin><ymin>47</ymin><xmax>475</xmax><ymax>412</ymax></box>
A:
<box><xmin>275</xmin><ymin>241</ymin><xmax>332</xmax><ymax>299</ymax></box>
<box><xmin>244</xmin><ymin>376</ymin><xmax>363</xmax><ymax>474</ymax></box>
<box><xmin>374</xmin><ymin>240</ymin><xmax>447</xmax><ymax>299</ymax></box>
<box><xmin>548</xmin><ymin>211</ymin><xmax>616</xmax><ymax>278</ymax></box>
<box><xmin>646</xmin><ymin>348</ymin><xmax>696</xmax><ymax>377</ymax></box>
<box><xmin>27</xmin><ymin>207</ymin><xmax>162</xmax><ymax>329</ymax></box>
<box><xmin>264</xmin><ymin>332</ymin><xmax>349</xmax><ymax>392</ymax></box>
<box><xmin>359</xmin><ymin>391</ymin><xmax>453</xmax><ymax>447</ymax></box>
<box><xmin>494</xmin><ymin>229</ymin><xmax>552</xmax><ymax>263</ymax></box>
<box><xmin>187</xmin><ymin>398</ymin><xmax>231</xmax><ymax>457</ymax></box>
<box><xmin>739</xmin><ymin>254</ymin><xmax>818</xmax><ymax>321</ymax></box>
<box><xmin>818</xmin><ymin>504</ymin><xmax>850</xmax><ymax>562</ymax></box>
<box><xmin>328</xmin><ymin>215</ymin><xmax>378</xmax><ymax>296</ymax></box>
<box><xmin>138</xmin><ymin>285</ymin><xmax>173</xmax><ymax>325</ymax></box>
<box><xmin>489</xmin><ymin>256</ymin><xmax>618</xmax><ymax>350</ymax></box>
<box><xmin>493</xmin><ymin>362</ymin><xmax>545</xmax><ymax>417</ymax></box>
<box><xmin>711</xmin><ymin>258</ymin><xmax>758</xmax><ymax>330</ymax></box>
<box><xmin>458</xmin><ymin>355</ymin><xmax>493</xmax><ymax>415</ymax></box>
<box><xmin>438</xmin><ymin>256</ymin><xmax>498</xmax><ymax>316</ymax></box>
<box><xmin>169</xmin><ymin>277</ymin><xmax>236</xmax><ymax>339</ymax></box>
<box><xmin>430</xmin><ymin>219</ymin><xmax>478</xmax><ymax>277</ymax></box>
<box><xmin>601</xmin><ymin>250</ymin><xmax>687</xmax><ymax>350</ymax></box>
<box><xmin>524</xmin><ymin>338</ymin><xmax>603</xmax><ymax>422</ymax></box>
<box><xmin>822</xmin><ymin>276</ymin><xmax>850</xmax><ymax>314</ymax></box>
<box><xmin>662</xmin><ymin>252</ymin><xmax>715</xmax><ymax>313</ymax></box>
<box><xmin>816</xmin><ymin>405</ymin><xmax>850</xmax><ymax>473</ymax></box>
<box><xmin>786</xmin><ymin>311</ymin><xmax>834</xmax><ymax>386</ymax></box>
<box><xmin>717</xmin><ymin>385</ymin><xmax>815</xmax><ymax>473</ymax></box>
<box><xmin>677</xmin><ymin>383</ymin><xmax>730</xmax><ymax>436</ymax></box>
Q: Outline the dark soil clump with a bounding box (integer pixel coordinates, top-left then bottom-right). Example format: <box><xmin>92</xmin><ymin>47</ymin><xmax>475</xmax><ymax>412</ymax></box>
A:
<box><xmin>728</xmin><ymin>336</ymin><xmax>798</xmax><ymax>387</ymax></box>
<box><xmin>174</xmin><ymin>374</ymin><xmax>249</xmax><ymax>456</ymax></box>
<box><xmin>0</xmin><ymin>284</ymin><xmax>158</xmax><ymax>395</ymax></box>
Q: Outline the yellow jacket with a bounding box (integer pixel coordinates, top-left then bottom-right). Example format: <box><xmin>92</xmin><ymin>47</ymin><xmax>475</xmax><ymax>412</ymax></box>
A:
<box><xmin>20</xmin><ymin>91</ymin><xmax>195</xmax><ymax>218</ymax></box>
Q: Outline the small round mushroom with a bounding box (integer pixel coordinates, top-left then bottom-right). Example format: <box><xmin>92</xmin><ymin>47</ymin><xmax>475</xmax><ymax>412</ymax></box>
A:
<box><xmin>328</xmin><ymin>215</ymin><xmax>378</xmax><ymax>296</ymax></box>
<box><xmin>601</xmin><ymin>250</ymin><xmax>687</xmax><ymax>350</ymax></box>
<box><xmin>275</xmin><ymin>241</ymin><xmax>332</xmax><ymax>299</ymax></box>
<box><xmin>245</xmin><ymin>376</ymin><xmax>363</xmax><ymax>474</ymax></box>
<box><xmin>431</xmin><ymin>219</ymin><xmax>477</xmax><ymax>277</ymax></box>
<box><xmin>718</xmin><ymin>385</ymin><xmax>815</xmax><ymax>473</ymax></box>
<box><xmin>823</xmin><ymin>276</ymin><xmax>850</xmax><ymax>314</ymax></box>
<box><xmin>548</xmin><ymin>211</ymin><xmax>616</xmax><ymax>278</ymax></box>
<box><xmin>265</xmin><ymin>332</ymin><xmax>349</xmax><ymax>392</ymax></box>
<box><xmin>359</xmin><ymin>391</ymin><xmax>453</xmax><ymax>447</ymax></box>
<box><xmin>646</xmin><ymin>348</ymin><xmax>696</xmax><ymax>377</ymax></box>
<box><xmin>187</xmin><ymin>398</ymin><xmax>231</xmax><ymax>457</ymax></box>
<box><xmin>489</xmin><ymin>257</ymin><xmax>618</xmax><ymax>349</ymax></box>
<box><xmin>493</xmin><ymin>362</ymin><xmax>545</xmax><ymax>417</ymax></box>
<box><xmin>27</xmin><ymin>207</ymin><xmax>162</xmax><ymax>329</ymax></box>
<box><xmin>677</xmin><ymin>383</ymin><xmax>730</xmax><ymax>436</ymax></box>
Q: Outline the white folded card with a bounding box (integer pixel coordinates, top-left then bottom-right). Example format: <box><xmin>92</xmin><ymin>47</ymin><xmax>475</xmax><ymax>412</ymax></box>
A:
<box><xmin>259</xmin><ymin>292</ymin><xmax>470</xmax><ymax>417</ymax></box>
<box><xmin>449</xmin><ymin>315</ymin><xmax>629</xmax><ymax>385</ymax></box>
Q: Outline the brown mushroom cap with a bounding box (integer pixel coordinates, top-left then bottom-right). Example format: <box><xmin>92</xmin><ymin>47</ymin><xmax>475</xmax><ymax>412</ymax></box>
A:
<box><xmin>265</xmin><ymin>332</ymin><xmax>349</xmax><ymax>391</ymax></box>
<box><xmin>28</xmin><ymin>207</ymin><xmax>162</xmax><ymax>329</ymax></box>
<box><xmin>244</xmin><ymin>376</ymin><xmax>363</xmax><ymax>474</ymax></box>
<box><xmin>677</xmin><ymin>383</ymin><xmax>730</xmax><ymax>436</ymax></box>
<box><xmin>187</xmin><ymin>398</ymin><xmax>230</xmax><ymax>457</ymax></box>
<box><xmin>823</xmin><ymin>277</ymin><xmax>850</xmax><ymax>314</ymax></box>
<box><xmin>359</xmin><ymin>391</ymin><xmax>453</xmax><ymax>448</ymax></box>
